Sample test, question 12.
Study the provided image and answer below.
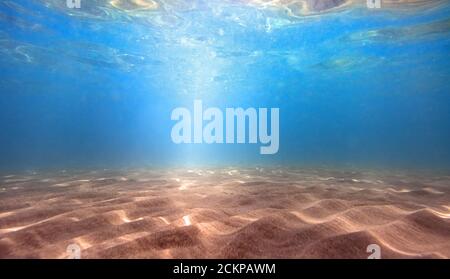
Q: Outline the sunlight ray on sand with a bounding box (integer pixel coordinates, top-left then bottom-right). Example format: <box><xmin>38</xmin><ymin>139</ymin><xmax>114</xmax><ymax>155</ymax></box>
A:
<box><xmin>158</xmin><ymin>216</ymin><xmax>171</xmax><ymax>225</ymax></box>
<box><xmin>0</xmin><ymin>226</ymin><xmax>27</xmax><ymax>234</ymax></box>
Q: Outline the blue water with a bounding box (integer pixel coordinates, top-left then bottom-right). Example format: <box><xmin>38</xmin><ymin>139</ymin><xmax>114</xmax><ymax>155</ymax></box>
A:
<box><xmin>0</xmin><ymin>0</ymin><xmax>450</xmax><ymax>171</ymax></box>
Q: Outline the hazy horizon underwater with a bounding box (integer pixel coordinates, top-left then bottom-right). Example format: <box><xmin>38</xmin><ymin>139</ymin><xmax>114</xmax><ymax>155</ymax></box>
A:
<box><xmin>0</xmin><ymin>0</ymin><xmax>450</xmax><ymax>260</ymax></box>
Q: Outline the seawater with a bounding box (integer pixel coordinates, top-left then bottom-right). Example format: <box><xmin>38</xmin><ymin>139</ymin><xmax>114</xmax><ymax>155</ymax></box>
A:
<box><xmin>0</xmin><ymin>1</ymin><xmax>450</xmax><ymax>171</ymax></box>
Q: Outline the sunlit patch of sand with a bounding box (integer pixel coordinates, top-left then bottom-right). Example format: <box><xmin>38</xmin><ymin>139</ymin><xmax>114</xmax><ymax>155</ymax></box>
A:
<box><xmin>423</xmin><ymin>187</ymin><xmax>444</xmax><ymax>194</ymax></box>
<box><xmin>178</xmin><ymin>181</ymin><xmax>192</xmax><ymax>190</ymax></box>
<box><xmin>318</xmin><ymin>177</ymin><xmax>335</xmax><ymax>181</ymax></box>
<box><xmin>78</xmin><ymin>231</ymin><xmax>151</xmax><ymax>258</ymax></box>
<box><xmin>0</xmin><ymin>226</ymin><xmax>27</xmax><ymax>234</ymax></box>
<box><xmin>290</xmin><ymin>210</ymin><xmax>327</xmax><ymax>224</ymax></box>
<box><xmin>367</xmin><ymin>234</ymin><xmax>429</xmax><ymax>257</ymax></box>
<box><xmin>0</xmin><ymin>212</ymin><xmax>14</xmax><ymax>218</ymax></box>
<box><xmin>386</xmin><ymin>187</ymin><xmax>411</xmax><ymax>193</ymax></box>
<box><xmin>53</xmin><ymin>183</ymin><xmax>70</xmax><ymax>187</ymax></box>
<box><xmin>231</xmin><ymin>215</ymin><xmax>259</xmax><ymax>222</ymax></box>
<box><xmin>158</xmin><ymin>216</ymin><xmax>171</xmax><ymax>225</ymax></box>
<box><xmin>428</xmin><ymin>209</ymin><xmax>450</xmax><ymax>219</ymax></box>
<box><xmin>110</xmin><ymin>210</ymin><xmax>144</xmax><ymax>224</ymax></box>
<box><xmin>132</xmin><ymin>196</ymin><xmax>150</xmax><ymax>202</ymax></box>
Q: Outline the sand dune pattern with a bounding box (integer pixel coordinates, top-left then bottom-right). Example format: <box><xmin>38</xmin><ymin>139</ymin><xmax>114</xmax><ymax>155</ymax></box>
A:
<box><xmin>0</xmin><ymin>168</ymin><xmax>449</xmax><ymax>258</ymax></box>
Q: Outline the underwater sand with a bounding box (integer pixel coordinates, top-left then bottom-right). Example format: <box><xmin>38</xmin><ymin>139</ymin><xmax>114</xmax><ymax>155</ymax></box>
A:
<box><xmin>0</xmin><ymin>168</ymin><xmax>449</xmax><ymax>259</ymax></box>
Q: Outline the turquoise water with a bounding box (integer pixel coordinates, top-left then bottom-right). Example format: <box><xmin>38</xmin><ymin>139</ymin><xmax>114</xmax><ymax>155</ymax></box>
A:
<box><xmin>0</xmin><ymin>1</ymin><xmax>450</xmax><ymax>171</ymax></box>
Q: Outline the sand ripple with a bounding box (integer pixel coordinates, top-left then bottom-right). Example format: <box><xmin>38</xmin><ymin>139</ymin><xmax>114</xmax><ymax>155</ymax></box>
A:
<box><xmin>0</xmin><ymin>168</ymin><xmax>449</xmax><ymax>258</ymax></box>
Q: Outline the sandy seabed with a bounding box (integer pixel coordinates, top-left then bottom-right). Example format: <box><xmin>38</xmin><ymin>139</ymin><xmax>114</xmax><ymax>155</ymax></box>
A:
<box><xmin>0</xmin><ymin>167</ymin><xmax>449</xmax><ymax>259</ymax></box>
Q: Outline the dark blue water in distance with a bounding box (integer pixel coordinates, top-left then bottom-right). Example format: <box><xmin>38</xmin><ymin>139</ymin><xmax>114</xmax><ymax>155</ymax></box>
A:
<box><xmin>0</xmin><ymin>0</ymin><xmax>450</xmax><ymax>171</ymax></box>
